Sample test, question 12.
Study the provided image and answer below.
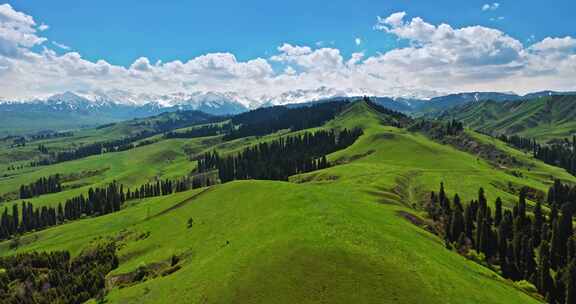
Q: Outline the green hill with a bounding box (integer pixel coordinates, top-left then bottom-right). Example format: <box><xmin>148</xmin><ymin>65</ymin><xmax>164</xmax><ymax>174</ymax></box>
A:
<box><xmin>1</xmin><ymin>101</ymin><xmax>573</xmax><ymax>303</ymax></box>
<box><xmin>437</xmin><ymin>95</ymin><xmax>576</xmax><ymax>140</ymax></box>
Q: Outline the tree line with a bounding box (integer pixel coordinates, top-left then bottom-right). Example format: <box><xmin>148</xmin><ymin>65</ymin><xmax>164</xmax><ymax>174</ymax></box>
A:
<box><xmin>427</xmin><ymin>181</ymin><xmax>576</xmax><ymax>303</ymax></box>
<box><xmin>125</xmin><ymin>174</ymin><xmax>214</xmax><ymax>201</ymax></box>
<box><xmin>29</xmin><ymin>111</ymin><xmax>223</xmax><ymax>167</ymax></box>
<box><xmin>222</xmin><ymin>101</ymin><xmax>350</xmax><ymax>140</ymax></box>
<box><xmin>410</xmin><ymin>119</ymin><xmax>465</xmax><ymax>139</ymax></box>
<box><xmin>29</xmin><ymin>131</ymin><xmax>74</xmax><ymax>141</ymax></box>
<box><xmin>19</xmin><ymin>174</ymin><xmax>62</xmax><ymax>199</ymax></box>
<box><xmin>0</xmin><ymin>174</ymin><xmax>213</xmax><ymax>241</ymax></box>
<box><xmin>499</xmin><ymin>134</ymin><xmax>576</xmax><ymax>176</ymax></box>
<box><xmin>164</xmin><ymin>122</ymin><xmax>233</xmax><ymax>139</ymax></box>
<box><xmin>29</xmin><ymin>131</ymin><xmax>156</xmax><ymax>167</ymax></box>
<box><xmin>6</xmin><ymin>132</ymin><xmax>74</xmax><ymax>149</ymax></box>
<box><xmin>1</xmin><ymin>182</ymin><xmax>124</xmax><ymax>240</ymax></box>
<box><xmin>200</xmin><ymin>128</ymin><xmax>363</xmax><ymax>182</ymax></box>
<box><xmin>445</xmin><ymin>119</ymin><xmax>464</xmax><ymax>136</ymax></box>
<box><xmin>363</xmin><ymin>97</ymin><xmax>413</xmax><ymax>127</ymax></box>
<box><xmin>0</xmin><ymin>241</ymin><xmax>118</xmax><ymax>304</ymax></box>
<box><xmin>37</xmin><ymin>144</ymin><xmax>48</xmax><ymax>154</ymax></box>
<box><xmin>5</xmin><ymin>164</ymin><xmax>25</xmax><ymax>172</ymax></box>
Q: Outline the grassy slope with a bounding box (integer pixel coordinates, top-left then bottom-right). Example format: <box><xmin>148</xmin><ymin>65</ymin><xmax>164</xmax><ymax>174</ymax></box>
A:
<box><xmin>0</xmin><ymin>137</ymin><xmax>209</xmax><ymax>209</ymax></box>
<box><xmin>0</xmin><ymin>110</ymin><xmax>216</xmax><ymax>167</ymax></box>
<box><xmin>439</xmin><ymin>95</ymin><xmax>576</xmax><ymax>140</ymax></box>
<box><xmin>3</xmin><ymin>101</ymin><xmax>575</xmax><ymax>303</ymax></box>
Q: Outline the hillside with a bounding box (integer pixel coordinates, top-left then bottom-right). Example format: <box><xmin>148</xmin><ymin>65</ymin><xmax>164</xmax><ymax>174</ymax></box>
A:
<box><xmin>1</xmin><ymin>100</ymin><xmax>574</xmax><ymax>303</ymax></box>
<box><xmin>437</xmin><ymin>95</ymin><xmax>576</xmax><ymax>140</ymax></box>
<box><xmin>0</xmin><ymin>92</ymin><xmax>245</xmax><ymax>136</ymax></box>
<box><xmin>5</xmin><ymin>90</ymin><xmax>576</xmax><ymax>137</ymax></box>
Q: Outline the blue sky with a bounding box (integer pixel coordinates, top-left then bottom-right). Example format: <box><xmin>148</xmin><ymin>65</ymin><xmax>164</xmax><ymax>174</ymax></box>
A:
<box><xmin>12</xmin><ymin>0</ymin><xmax>575</xmax><ymax>66</ymax></box>
<box><xmin>0</xmin><ymin>1</ymin><xmax>575</xmax><ymax>102</ymax></box>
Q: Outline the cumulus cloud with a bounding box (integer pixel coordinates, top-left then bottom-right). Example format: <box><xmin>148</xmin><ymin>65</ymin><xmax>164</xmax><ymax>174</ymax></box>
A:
<box><xmin>271</xmin><ymin>43</ymin><xmax>344</xmax><ymax>72</ymax></box>
<box><xmin>379</xmin><ymin>11</ymin><xmax>406</xmax><ymax>28</ymax></box>
<box><xmin>347</xmin><ymin>52</ymin><xmax>364</xmax><ymax>66</ymax></box>
<box><xmin>482</xmin><ymin>3</ymin><xmax>500</xmax><ymax>11</ymax></box>
<box><xmin>530</xmin><ymin>37</ymin><xmax>576</xmax><ymax>53</ymax></box>
<box><xmin>375</xmin><ymin>12</ymin><xmax>523</xmax><ymax>67</ymax></box>
<box><xmin>130</xmin><ymin>57</ymin><xmax>153</xmax><ymax>72</ymax></box>
<box><xmin>355</xmin><ymin>37</ymin><xmax>362</xmax><ymax>46</ymax></box>
<box><xmin>0</xmin><ymin>6</ymin><xmax>575</xmax><ymax>101</ymax></box>
<box><xmin>370</xmin><ymin>12</ymin><xmax>576</xmax><ymax>93</ymax></box>
<box><xmin>0</xmin><ymin>4</ymin><xmax>46</xmax><ymax>58</ymax></box>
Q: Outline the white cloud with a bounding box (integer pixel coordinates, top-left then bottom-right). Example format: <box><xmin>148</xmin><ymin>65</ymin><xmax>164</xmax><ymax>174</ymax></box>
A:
<box><xmin>130</xmin><ymin>56</ymin><xmax>153</xmax><ymax>72</ymax></box>
<box><xmin>38</xmin><ymin>23</ymin><xmax>49</xmax><ymax>31</ymax></box>
<box><xmin>276</xmin><ymin>43</ymin><xmax>311</xmax><ymax>56</ymax></box>
<box><xmin>482</xmin><ymin>3</ymin><xmax>500</xmax><ymax>11</ymax></box>
<box><xmin>347</xmin><ymin>52</ymin><xmax>364</xmax><ymax>66</ymax></box>
<box><xmin>271</xmin><ymin>43</ymin><xmax>344</xmax><ymax>72</ymax></box>
<box><xmin>530</xmin><ymin>37</ymin><xmax>576</xmax><ymax>53</ymax></box>
<box><xmin>0</xmin><ymin>6</ymin><xmax>575</xmax><ymax>102</ymax></box>
<box><xmin>355</xmin><ymin>37</ymin><xmax>362</xmax><ymax>46</ymax></box>
<box><xmin>52</xmin><ymin>41</ymin><xmax>70</xmax><ymax>50</ymax></box>
<box><xmin>375</xmin><ymin>12</ymin><xmax>523</xmax><ymax>66</ymax></box>
<box><xmin>368</xmin><ymin>12</ymin><xmax>576</xmax><ymax>94</ymax></box>
<box><xmin>0</xmin><ymin>4</ymin><xmax>46</xmax><ymax>58</ymax></box>
<box><xmin>380</xmin><ymin>11</ymin><xmax>406</xmax><ymax>28</ymax></box>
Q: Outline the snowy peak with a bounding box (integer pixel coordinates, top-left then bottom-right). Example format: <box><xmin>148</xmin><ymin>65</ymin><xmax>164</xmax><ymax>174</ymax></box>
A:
<box><xmin>261</xmin><ymin>87</ymin><xmax>378</xmax><ymax>106</ymax></box>
<box><xmin>3</xmin><ymin>89</ymin><xmax>576</xmax><ymax>117</ymax></box>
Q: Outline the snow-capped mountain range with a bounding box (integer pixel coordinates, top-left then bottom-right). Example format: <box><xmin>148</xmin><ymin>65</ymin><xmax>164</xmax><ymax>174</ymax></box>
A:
<box><xmin>1</xmin><ymin>87</ymin><xmax>575</xmax><ymax>136</ymax></box>
<box><xmin>0</xmin><ymin>87</ymin><xmax>387</xmax><ymax>114</ymax></box>
<box><xmin>1</xmin><ymin>88</ymin><xmax>575</xmax><ymax>117</ymax></box>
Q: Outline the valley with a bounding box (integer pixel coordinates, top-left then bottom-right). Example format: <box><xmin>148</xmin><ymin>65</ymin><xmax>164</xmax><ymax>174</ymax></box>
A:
<box><xmin>1</xmin><ymin>98</ymin><xmax>575</xmax><ymax>303</ymax></box>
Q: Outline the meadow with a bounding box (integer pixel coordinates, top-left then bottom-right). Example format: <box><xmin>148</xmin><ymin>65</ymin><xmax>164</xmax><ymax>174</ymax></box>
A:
<box><xmin>2</xmin><ymin>101</ymin><xmax>574</xmax><ymax>303</ymax></box>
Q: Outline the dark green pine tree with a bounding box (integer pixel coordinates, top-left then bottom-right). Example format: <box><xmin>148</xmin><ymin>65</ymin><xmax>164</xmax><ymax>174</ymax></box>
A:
<box><xmin>494</xmin><ymin>197</ymin><xmax>503</xmax><ymax>227</ymax></box>
<box><xmin>498</xmin><ymin>225</ymin><xmax>510</xmax><ymax>278</ymax></box>
<box><xmin>522</xmin><ymin>235</ymin><xmax>536</xmax><ymax>280</ymax></box>
<box><xmin>463</xmin><ymin>204</ymin><xmax>475</xmax><ymax>240</ymax></box>
<box><xmin>566</xmin><ymin>262</ymin><xmax>576</xmax><ymax>304</ymax></box>
<box><xmin>475</xmin><ymin>203</ymin><xmax>486</xmax><ymax>253</ymax></box>
<box><xmin>449</xmin><ymin>205</ymin><xmax>465</xmax><ymax>244</ymax></box>
<box><xmin>0</xmin><ymin>207</ymin><xmax>9</xmax><ymax>239</ymax></box>
<box><xmin>557</xmin><ymin>205</ymin><xmax>574</xmax><ymax>267</ymax></box>
<box><xmin>533</xmin><ymin>200</ymin><xmax>544</xmax><ymax>248</ymax></box>
<box><xmin>537</xmin><ymin>241</ymin><xmax>554</xmax><ymax>299</ymax></box>
<box><xmin>11</xmin><ymin>204</ymin><xmax>18</xmax><ymax>234</ymax></box>
<box><xmin>478</xmin><ymin>187</ymin><xmax>487</xmax><ymax>209</ymax></box>
<box><xmin>319</xmin><ymin>155</ymin><xmax>329</xmax><ymax>169</ymax></box>
<box><xmin>517</xmin><ymin>189</ymin><xmax>527</xmax><ymax>227</ymax></box>
<box><xmin>507</xmin><ymin>238</ymin><xmax>521</xmax><ymax>280</ymax></box>
<box><xmin>439</xmin><ymin>182</ymin><xmax>447</xmax><ymax>209</ymax></box>
<box><xmin>20</xmin><ymin>201</ymin><xmax>28</xmax><ymax>231</ymax></box>
<box><xmin>568</xmin><ymin>237</ymin><xmax>576</xmax><ymax>263</ymax></box>
<box><xmin>550</xmin><ymin>212</ymin><xmax>572</xmax><ymax>271</ymax></box>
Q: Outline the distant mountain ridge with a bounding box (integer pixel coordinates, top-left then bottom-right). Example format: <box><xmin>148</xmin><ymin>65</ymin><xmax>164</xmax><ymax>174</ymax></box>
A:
<box><xmin>374</xmin><ymin>91</ymin><xmax>576</xmax><ymax>114</ymax></box>
<box><xmin>1</xmin><ymin>88</ymin><xmax>575</xmax><ymax>136</ymax></box>
<box><xmin>436</xmin><ymin>94</ymin><xmax>576</xmax><ymax>140</ymax></box>
<box><xmin>2</xmin><ymin>88</ymin><xmax>576</xmax><ymax>115</ymax></box>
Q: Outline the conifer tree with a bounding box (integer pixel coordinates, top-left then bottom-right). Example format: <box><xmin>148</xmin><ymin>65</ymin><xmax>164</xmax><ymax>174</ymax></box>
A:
<box><xmin>566</xmin><ymin>262</ymin><xmax>576</xmax><ymax>304</ymax></box>
<box><xmin>494</xmin><ymin>197</ymin><xmax>503</xmax><ymax>227</ymax></box>
<box><xmin>537</xmin><ymin>241</ymin><xmax>554</xmax><ymax>298</ymax></box>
